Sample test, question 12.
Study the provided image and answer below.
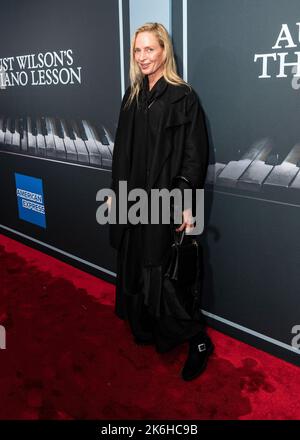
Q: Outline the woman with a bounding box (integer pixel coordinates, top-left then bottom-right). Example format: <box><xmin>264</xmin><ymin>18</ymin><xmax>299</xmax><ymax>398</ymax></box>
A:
<box><xmin>108</xmin><ymin>22</ymin><xmax>213</xmax><ymax>381</ymax></box>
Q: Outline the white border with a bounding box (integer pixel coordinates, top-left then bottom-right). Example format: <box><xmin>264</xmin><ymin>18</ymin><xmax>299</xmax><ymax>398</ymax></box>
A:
<box><xmin>0</xmin><ymin>149</ymin><xmax>111</xmax><ymax>171</ymax></box>
<box><xmin>202</xmin><ymin>309</ymin><xmax>300</xmax><ymax>355</ymax></box>
<box><xmin>213</xmin><ymin>189</ymin><xmax>300</xmax><ymax>209</ymax></box>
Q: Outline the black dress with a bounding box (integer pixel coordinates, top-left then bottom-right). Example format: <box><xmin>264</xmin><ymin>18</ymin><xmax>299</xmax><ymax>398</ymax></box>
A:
<box><xmin>114</xmin><ymin>75</ymin><xmax>205</xmax><ymax>353</ymax></box>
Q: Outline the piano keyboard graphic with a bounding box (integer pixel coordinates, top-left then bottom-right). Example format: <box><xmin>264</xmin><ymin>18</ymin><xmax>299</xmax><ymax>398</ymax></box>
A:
<box><xmin>0</xmin><ymin>116</ymin><xmax>114</xmax><ymax>169</ymax></box>
<box><xmin>205</xmin><ymin>138</ymin><xmax>300</xmax><ymax>203</ymax></box>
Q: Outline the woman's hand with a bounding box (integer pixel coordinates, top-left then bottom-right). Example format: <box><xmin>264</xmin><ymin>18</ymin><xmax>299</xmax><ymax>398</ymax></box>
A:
<box><xmin>175</xmin><ymin>208</ymin><xmax>194</xmax><ymax>233</ymax></box>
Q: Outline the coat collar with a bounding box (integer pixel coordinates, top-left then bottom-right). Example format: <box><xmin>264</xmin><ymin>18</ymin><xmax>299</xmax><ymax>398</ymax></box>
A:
<box><xmin>142</xmin><ymin>74</ymin><xmax>190</xmax><ymax>104</ymax></box>
<box><xmin>142</xmin><ymin>74</ymin><xmax>167</xmax><ymax>99</ymax></box>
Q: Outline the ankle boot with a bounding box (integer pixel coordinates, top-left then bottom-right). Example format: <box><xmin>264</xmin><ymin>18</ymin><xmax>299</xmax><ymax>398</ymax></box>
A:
<box><xmin>181</xmin><ymin>333</ymin><xmax>214</xmax><ymax>381</ymax></box>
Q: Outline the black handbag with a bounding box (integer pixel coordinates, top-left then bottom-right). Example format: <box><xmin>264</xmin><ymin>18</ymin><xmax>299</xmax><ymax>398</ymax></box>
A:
<box><xmin>164</xmin><ymin>229</ymin><xmax>200</xmax><ymax>287</ymax></box>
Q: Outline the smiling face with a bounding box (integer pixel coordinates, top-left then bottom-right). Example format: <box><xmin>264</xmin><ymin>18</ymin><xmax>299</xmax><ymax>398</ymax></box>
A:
<box><xmin>134</xmin><ymin>31</ymin><xmax>165</xmax><ymax>81</ymax></box>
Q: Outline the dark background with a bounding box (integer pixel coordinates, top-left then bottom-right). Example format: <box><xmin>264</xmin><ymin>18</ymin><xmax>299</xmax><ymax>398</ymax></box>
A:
<box><xmin>187</xmin><ymin>0</ymin><xmax>300</xmax><ymax>364</ymax></box>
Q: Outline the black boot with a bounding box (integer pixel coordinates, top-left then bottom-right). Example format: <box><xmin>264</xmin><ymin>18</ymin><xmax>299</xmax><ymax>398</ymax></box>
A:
<box><xmin>181</xmin><ymin>332</ymin><xmax>214</xmax><ymax>381</ymax></box>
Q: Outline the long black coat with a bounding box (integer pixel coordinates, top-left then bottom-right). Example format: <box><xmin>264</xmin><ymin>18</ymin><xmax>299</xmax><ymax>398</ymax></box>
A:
<box><xmin>109</xmin><ymin>78</ymin><xmax>208</xmax><ymax>265</ymax></box>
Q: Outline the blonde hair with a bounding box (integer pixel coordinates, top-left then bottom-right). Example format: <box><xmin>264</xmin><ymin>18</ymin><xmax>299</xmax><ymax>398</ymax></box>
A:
<box><xmin>124</xmin><ymin>22</ymin><xmax>191</xmax><ymax>109</ymax></box>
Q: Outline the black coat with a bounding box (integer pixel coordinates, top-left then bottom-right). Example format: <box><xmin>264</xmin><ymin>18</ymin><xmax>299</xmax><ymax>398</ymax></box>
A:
<box><xmin>109</xmin><ymin>77</ymin><xmax>208</xmax><ymax>265</ymax></box>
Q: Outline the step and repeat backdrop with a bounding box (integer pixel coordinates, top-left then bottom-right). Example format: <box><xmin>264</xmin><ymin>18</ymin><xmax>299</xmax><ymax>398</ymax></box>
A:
<box><xmin>0</xmin><ymin>0</ymin><xmax>299</xmax><ymax>364</ymax></box>
<box><xmin>0</xmin><ymin>0</ymin><xmax>123</xmax><ymax>277</ymax></box>
<box><xmin>187</xmin><ymin>0</ymin><xmax>300</xmax><ymax>364</ymax></box>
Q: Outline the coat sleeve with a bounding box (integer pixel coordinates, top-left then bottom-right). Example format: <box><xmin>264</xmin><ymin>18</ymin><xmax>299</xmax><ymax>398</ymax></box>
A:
<box><xmin>174</xmin><ymin>90</ymin><xmax>209</xmax><ymax>191</ymax></box>
<box><xmin>172</xmin><ymin>91</ymin><xmax>209</xmax><ymax>215</ymax></box>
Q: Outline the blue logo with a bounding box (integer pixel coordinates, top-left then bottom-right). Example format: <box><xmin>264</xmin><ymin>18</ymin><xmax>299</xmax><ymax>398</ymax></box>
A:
<box><xmin>15</xmin><ymin>173</ymin><xmax>46</xmax><ymax>228</ymax></box>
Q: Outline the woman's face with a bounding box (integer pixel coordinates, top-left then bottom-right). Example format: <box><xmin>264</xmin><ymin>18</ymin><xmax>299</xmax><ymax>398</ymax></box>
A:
<box><xmin>134</xmin><ymin>31</ymin><xmax>165</xmax><ymax>77</ymax></box>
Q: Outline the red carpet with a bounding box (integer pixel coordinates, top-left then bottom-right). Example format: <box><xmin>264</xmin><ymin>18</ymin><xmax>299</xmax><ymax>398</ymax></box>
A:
<box><xmin>0</xmin><ymin>233</ymin><xmax>299</xmax><ymax>420</ymax></box>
